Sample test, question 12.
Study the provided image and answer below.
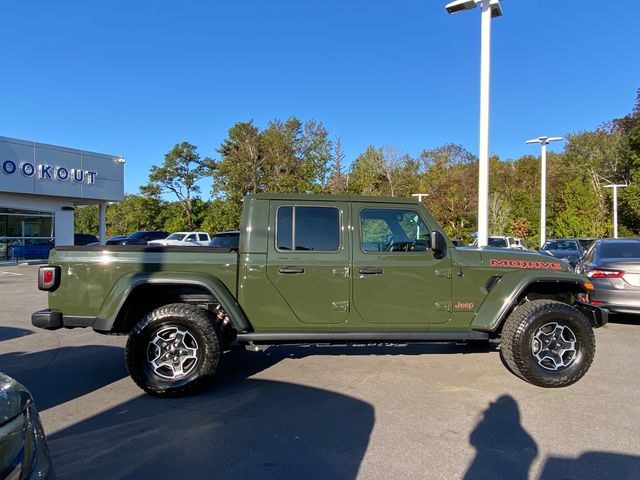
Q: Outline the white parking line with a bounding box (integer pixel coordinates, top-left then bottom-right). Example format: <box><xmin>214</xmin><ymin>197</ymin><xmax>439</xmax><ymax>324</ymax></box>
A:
<box><xmin>0</xmin><ymin>272</ymin><xmax>22</xmax><ymax>276</ymax></box>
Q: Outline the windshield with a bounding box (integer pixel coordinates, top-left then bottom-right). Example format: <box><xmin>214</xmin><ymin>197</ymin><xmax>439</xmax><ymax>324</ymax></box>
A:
<box><xmin>166</xmin><ymin>233</ymin><xmax>187</xmax><ymax>241</ymax></box>
<box><xmin>543</xmin><ymin>240</ymin><xmax>579</xmax><ymax>251</ymax></box>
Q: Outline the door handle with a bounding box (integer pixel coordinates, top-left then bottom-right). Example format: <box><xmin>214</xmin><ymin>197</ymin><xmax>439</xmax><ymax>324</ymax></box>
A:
<box><xmin>358</xmin><ymin>267</ymin><xmax>383</xmax><ymax>275</ymax></box>
<box><xmin>278</xmin><ymin>267</ymin><xmax>305</xmax><ymax>274</ymax></box>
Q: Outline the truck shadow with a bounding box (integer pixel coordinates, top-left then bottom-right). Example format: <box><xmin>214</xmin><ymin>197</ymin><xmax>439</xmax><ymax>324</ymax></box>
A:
<box><xmin>0</xmin><ymin>345</ymin><xmax>127</xmax><ymax>411</ymax></box>
<box><xmin>464</xmin><ymin>394</ymin><xmax>640</xmax><ymax>480</ymax></box>
<box><xmin>48</xmin><ymin>377</ymin><xmax>375</xmax><ymax>480</ymax></box>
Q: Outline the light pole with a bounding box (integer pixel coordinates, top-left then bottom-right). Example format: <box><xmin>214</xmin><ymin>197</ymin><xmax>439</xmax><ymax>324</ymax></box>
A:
<box><xmin>604</xmin><ymin>183</ymin><xmax>628</xmax><ymax>238</ymax></box>
<box><xmin>445</xmin><ymin>0</ymin><xmax>502</xmax><ymax>247</ymax></box>
<box><xmin>526</xmin><ymin>136</ymin><xmax>563</xmax><ymax>247</ymax></box>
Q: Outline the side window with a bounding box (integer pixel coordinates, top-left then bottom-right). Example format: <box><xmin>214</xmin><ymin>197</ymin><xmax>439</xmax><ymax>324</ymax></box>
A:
<box><xmin>360</xmin><ymin>208</ymin><xmax>431</xmax><ymax>253</ymax></box>
<box><xmin>276</xmin><ymin>206</ymin><xmax>340</xmax><ymax>252</ymax></box>
<box><xmin>185</xmin><ymin>234</ymin><xmax>196</xmax><ymax>242</ymax></box>
<box><xmin>198</xmin><ymin>234</ymin><xmax>208</xmax><ymax>241</ymax></box>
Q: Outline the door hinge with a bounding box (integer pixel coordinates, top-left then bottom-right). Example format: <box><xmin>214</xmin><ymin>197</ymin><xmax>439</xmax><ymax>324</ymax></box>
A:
<box><xmin>332</xmin><ymin>267</ymin><xmax>350</xmax><ymax>278</ymax></box>
<box><xmin>435</xmin><ymin>269</ymin><xmax>452</xmax><ymax>279</ymax></box>
<box><xmin>435</xmin><ymin>301</ymin><xmax>452</xmax><ymax>312</ymax></box>
<box><xmin>332</xmin><ymin>301</ymin><xmax>350</xmax><ymax>312</ymax></box>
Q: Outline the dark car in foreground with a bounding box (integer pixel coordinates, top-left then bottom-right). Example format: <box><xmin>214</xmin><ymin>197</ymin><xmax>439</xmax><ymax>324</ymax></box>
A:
<box><xmin>539</xmin><ymin>239</ymin><xmax>582</xmax><ymax>269</ymax></box>
<box><xmin>109</xmin><ymin>231</ymin><xmax>169</xmax><ymax>246</ymax></box>
<box><xmin>577</xmin><ymin>238</ymin><xmax>640</xmax><ymax>315</ymax></box>
<box><xmin>0</xmin><ymin>372</ymin><xmax>54</xmax><ymax>479</ymax></box>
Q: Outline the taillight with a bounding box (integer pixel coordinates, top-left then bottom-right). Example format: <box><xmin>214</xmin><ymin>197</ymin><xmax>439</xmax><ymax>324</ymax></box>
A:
<box><xmin>38</xmin><ymin>266</ymin><xmax>60</xmax><ymax>291</ymax></box>
<box><xmin>587</xmin><ymin>269</ymin><xmax>625</xmax><ymax>279</ymax></box>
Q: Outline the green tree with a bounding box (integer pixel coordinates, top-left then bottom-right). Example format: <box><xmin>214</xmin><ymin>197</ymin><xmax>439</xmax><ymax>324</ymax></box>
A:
<box><xmin>74</xmin><ymin>205</ymin><xmax>99</xmax><ymax>234</ymax></box>
<box><xmin>143</xmin><ymin>142</ymin><xmax>212</xmax><ymax>230</ymax></box>
<box><xmin>106</xmin><ymin>194</ymin><xmax>164</xmax><ymax>235</ymax></box>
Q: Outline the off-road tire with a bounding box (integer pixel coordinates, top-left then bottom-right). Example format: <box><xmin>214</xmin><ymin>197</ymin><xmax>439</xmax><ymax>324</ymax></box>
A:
<box><xmin>125</xmin><ymin>303</ymin><xmax>222</xmax><ymax>396</ymax></box>
<box><xmin>500</xmin><ymin>299</ymin><xmax>595</xmax><ymax>388</ymax></box>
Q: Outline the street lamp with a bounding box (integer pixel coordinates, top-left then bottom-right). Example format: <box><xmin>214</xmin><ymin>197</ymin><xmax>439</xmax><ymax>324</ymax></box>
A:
<box><xmin>526</xmin><ymin>136</ymin><xmax>563</xmax><ymax>247</ymax></box>
<box><xmin>445</xmin><ymin>0</ymin><xmax>502</xmax><ymax>247</ymax></box>
<box><xmin>411</xmin><ymin>193</ymin><xmax>430</xmax><ymax>202</ymax></box>
<box><xmin>604</xmin><ymin>183</ymin><xmax>628</xmax><ymax>238</ymax></box>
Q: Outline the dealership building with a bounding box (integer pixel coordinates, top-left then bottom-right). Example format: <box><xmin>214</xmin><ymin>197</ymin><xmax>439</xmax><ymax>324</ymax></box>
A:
<box><xmin>0</xmin><ymin>135</ymin><xmax>124</xmax><ymax>261</ymax></box>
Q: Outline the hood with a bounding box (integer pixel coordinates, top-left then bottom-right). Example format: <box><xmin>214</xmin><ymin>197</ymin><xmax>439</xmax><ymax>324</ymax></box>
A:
<box><xmin>0</xmin><ymin>372</ymin><xmax>31</xmax><ymax>424</ymax></box>
<box><xmin>460</xmin><ymin>247</ymin><xmax>570</xmax><ymax>272</ymax></box>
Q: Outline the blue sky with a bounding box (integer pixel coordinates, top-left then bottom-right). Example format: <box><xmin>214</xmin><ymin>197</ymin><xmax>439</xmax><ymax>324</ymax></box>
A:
<box><xmin>1</xmin><ymin>0</ymin><xmax>639</xmax><ymax>195</ymax></box>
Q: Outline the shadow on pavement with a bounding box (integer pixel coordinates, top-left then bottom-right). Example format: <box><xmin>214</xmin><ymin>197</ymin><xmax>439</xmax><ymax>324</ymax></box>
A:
<box><xmin>49</xmin><ymin>348</ymin><xmax>375</xmax><ymax>480</ymax></box>
<box><xmin>464</xmin><ymin>395</ymin><xmax>537</xmax><ymax>480</ymax></box>
<box><xmin>607</xmin><ymin>313</ymin><xmax>639</xmax><ymax>325</ymax></box>
<box><xmin>0</xmin><ymin>326</ymin><xmax>33</xmax><ymax>342</ymax></box>
<box><xmin>540</xmin><ymin>452</ymin><xmax>640</xmax><ymax>479</ymax></box>
<box><xmin>0</xmin><ymin>345</ymin><xmax>127</xmax><ymax>411</ymax></box>
<box><xmin>464</xmin><ymin>395</ymin><xmax>640</xmax><ymax>480</ymax></box>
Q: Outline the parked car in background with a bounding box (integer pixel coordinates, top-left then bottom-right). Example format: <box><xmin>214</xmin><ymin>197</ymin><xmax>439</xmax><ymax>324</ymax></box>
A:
<box><xmin>74</xmin><ymin>233</ymin><xmax>98</xmax><ymax>245</ymax></box>
<box><xmin>148</xmin><ymin>232</ymin><xmax>211</xmax><ymax>246</ymax></box>
<box><xmin>0</xmin><ymin>372</ymin><xmax>54</xmax><ymax>479</ymax></box>
<box><xmin>472</xmin><ymin>236</ymin><xmax>527</xmax><ymax>250</ymax></box>
<box><xmin>572</xmin><ymin>237</ymin><xmax>597</xmax><ymax>252</ymax></box>
<box><xmin>539</xmin><ymin>239</ymin><xmax>582</xmax><ymax>270</ymax></box>
<box><xmin>210</xmin><ymin>230</ymin><xmax>240</xmax><ymax>250</ymax></box>
<box><xmin>105</xmin><ymin>235</ymin><xmax>128</xmax><ymax>245</ymax></box>
<box><xmin>576</xmin><ymin>238</ymin><xmax>640</xmax><ymax>315</ymax></box>
<box><xmin>109</xmin><ymin>231</ymin><xmax>169</xmax><ymax>246</ymax></box>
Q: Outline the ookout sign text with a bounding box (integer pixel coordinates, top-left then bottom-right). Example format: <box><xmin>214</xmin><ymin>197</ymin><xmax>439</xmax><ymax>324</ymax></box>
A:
<box><xmin>1</xmin><ymin>159</ymin><xmax>97</xmax><ymax>185</ymax></box>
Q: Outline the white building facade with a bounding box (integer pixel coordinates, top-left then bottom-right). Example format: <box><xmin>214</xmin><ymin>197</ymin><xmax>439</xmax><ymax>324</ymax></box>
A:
<box><xmin>0</xmin><ymin>136</ymin><xmax>124</xmax><ymax>261</ymax></box>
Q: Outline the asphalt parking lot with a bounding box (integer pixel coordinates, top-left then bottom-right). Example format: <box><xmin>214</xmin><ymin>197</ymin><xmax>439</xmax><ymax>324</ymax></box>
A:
<box><xmin>1</xmin><ymin>264</ymin><xmax>639</xmax><ymax>480</ymax></box>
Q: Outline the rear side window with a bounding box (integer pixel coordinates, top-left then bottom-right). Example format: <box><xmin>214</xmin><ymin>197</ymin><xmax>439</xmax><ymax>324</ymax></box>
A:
<box><xmin>276</xmin><ymin>206</ymin><xmax>340</xmax><ymax>252</ymax></box>
<box><xmin>599</xmin><ymin>241</ymin><xmax>640</xmax><ymax>259</ymax></box>
<box><xmin>198</xmin><ymin>234</ymin><xmax>208</xmax><ymax>241</ymax></box>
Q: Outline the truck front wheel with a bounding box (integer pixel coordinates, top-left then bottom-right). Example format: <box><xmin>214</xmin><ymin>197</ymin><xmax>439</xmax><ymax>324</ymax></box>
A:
<box><xmin>500</xmin><ymin>299</ymin><xmax>595</xmax><ymax>388</ymax></box>
<box><xmin>125</xmin><ymin>303</ymin><xmax>222</xmax><ymax>396</ymax></box>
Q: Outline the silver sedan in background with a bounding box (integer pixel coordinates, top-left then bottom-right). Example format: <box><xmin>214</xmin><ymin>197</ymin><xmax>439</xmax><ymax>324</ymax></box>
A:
<box><xmin>577</xmin><ymin>238</ymin><xmax>640</xmax><ymax>316</ymax></box>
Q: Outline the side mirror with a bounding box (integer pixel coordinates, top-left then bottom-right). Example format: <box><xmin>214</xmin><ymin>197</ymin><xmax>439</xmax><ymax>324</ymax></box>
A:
<box><xmin>534</xmin><ymin>246</ymin><xmax>540</xmax><ymax>251</ymax></box>
<box><xmin>430</xmin><ymin>231</ymin><xmax>447</xmax><ymax>258</ymax></box>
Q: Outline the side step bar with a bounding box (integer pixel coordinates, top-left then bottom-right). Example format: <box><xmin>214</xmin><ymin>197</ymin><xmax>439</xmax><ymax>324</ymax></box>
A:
<box><xmin>237</xmin><ymin>331</ymin><xmax>489</xmax><ymax>345</ymax></box>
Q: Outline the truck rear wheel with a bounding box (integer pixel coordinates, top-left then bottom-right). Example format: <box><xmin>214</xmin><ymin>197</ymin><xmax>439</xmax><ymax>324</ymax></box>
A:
<box><xmin>500</xmin><ymin>299</ymin><xmax>595</xmax><ymax>388</ymax></box>
<box><xmin>125</xmin><ymin>303</ymin><xmax>222</xmax><ymax>396</ymax></box>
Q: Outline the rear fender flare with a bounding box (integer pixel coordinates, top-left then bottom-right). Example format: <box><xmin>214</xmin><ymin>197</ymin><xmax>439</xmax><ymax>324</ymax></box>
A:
<box><xmin>93</xmin><ymin>272</ymin><xmax>251</xmax><ymax>332</ymax></box>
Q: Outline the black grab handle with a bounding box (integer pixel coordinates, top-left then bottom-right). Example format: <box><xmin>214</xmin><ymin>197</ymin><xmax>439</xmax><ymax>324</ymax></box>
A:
<box><xmin>279</xmin><ymin>267</ymin><xmax>305</xmax><ymax>274</ymax></box>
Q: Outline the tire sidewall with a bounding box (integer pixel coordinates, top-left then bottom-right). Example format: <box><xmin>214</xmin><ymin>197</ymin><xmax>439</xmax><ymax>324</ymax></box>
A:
<box><xmin>126</xmin><ymin>305</ymin><xmax>220</xmax><ymax>395</ymax></box>
<box><xmin>516</xmin><ymin>307</ymin><xmax>593</xmax><ymax>386</ymax></box>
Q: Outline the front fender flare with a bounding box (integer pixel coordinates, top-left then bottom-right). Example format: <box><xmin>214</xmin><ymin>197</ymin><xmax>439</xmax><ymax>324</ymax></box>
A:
<box><xmin>470</xmin><ymin>270</ymin><xmax>589</xmax><ymax>333</ymax></box>
<box><xmin>93</xmin><ymin>272</ymin><xmax>251</xmax><ymax>332</ymax></box>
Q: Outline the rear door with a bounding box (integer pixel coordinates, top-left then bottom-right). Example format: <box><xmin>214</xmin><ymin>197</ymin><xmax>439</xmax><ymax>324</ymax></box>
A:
<box><xmin>352</xmin><ymin>204</ymin><xmax>452</xmax><ymax>326</ymax></box>
<box><xmin>266</xmin><ymin>200</ymin><xmax>350</xmax><ymax>325</ymax></box>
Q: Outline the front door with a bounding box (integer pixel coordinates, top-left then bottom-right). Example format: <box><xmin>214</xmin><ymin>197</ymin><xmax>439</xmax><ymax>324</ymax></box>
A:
<box><xmin>266</xmin><ymin>200</ymin><xmax>350</xmax><ymax>325</ymax></box>
<box><xmin>352</xmin><ymin>205</ymin><xmax>452</xmax><ymax>326</ymax></box>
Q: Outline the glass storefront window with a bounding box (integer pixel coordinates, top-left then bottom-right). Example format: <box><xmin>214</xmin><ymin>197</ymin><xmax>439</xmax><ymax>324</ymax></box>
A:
<box><xmin>0</xmin><ymin>209</ymin><xmax>54</xmax><ymax>261</ymax></box>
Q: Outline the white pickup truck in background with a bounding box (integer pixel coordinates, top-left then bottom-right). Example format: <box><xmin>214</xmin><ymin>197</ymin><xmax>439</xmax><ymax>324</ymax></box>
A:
<box><xmin>147</xmin><ymin>231</ymin><xmax>211</xmax><ymax>246</ymax></box>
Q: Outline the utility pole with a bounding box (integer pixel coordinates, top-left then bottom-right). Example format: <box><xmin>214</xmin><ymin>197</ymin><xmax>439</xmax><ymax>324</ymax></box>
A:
<box><xmin>526</xmin><ymin>136</ymin><xmax>563</xmax><ymax>247</ymax></box>
<box><xmin>604</xmin><ymin>183</ymin><xmax>628</xmax><ymax>238</ymax></box>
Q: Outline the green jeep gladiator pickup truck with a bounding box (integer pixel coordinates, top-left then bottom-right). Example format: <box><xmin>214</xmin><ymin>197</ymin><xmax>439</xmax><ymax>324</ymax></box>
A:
<box><xmin>32</xmin><ymin>194</ymin><xmax>607</xmax><ymax>396</ymax></box>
